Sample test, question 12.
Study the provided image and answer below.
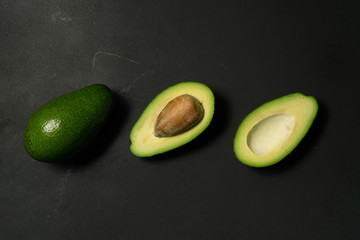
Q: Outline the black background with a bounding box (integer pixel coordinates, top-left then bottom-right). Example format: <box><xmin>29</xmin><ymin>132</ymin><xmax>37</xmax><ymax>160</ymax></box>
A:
<box><xmin>1</xmin><ymin>0</ymin><xmax>360</xmax><ymax>239</ymax></box>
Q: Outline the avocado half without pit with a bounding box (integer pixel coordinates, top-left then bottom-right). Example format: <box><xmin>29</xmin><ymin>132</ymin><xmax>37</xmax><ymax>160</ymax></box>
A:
<box><xmin>130</xmin><ymin>82</ymin><xmax>215</xmax><ymax>157</ymax></box>
<box><xmin>233</xmin><ymin>93</ymin><xmax>318</xmax><ymax>167</ymax></box>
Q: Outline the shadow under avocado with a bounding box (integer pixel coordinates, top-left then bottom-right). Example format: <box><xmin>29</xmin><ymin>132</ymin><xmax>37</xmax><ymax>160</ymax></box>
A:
<box><xmin>253</xmin><ymin>99</ymin><xmax>328</xmax><ymax>174</ymax></box>
<box><xmin>52</xmin><ymin>92</ymin><xmax>130</xmax><ymax>169</ymax></box>
<box><xmin>147</xmin><ymin>90</ymin><xmax>232</xmax><ymax>162</ymax></box>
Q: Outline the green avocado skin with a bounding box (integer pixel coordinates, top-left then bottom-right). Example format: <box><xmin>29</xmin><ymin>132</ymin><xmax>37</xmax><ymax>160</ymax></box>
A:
<box><xmin>23</xmin><ymin>84</ymin><xmax>113</xmax><ymax>162</ymax></box>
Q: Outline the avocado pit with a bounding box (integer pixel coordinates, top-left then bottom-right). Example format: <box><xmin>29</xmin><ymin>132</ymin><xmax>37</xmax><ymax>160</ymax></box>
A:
<box><xmin>246</xmin><ymin>113</ymin><xmax>296</xmax><ymax>156</ymax></box>
<box><xmin>154</xmin><ymin>94</ymin><xmax>204</xmax><ymax>137</ymax></box>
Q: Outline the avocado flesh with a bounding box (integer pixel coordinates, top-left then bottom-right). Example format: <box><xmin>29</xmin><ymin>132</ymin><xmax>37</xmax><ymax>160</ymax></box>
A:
<box><xmin>24</xmin><ymin>84</ymin><xmax>113</xmax><ymax>162</ymax></box>
<box><xmin>130</xmin><ymin>82</ymin><xmax>215</xmax><ymax>157</ymax></box>
<box><xmin>234</xmin><ymin>93</ymin><xmax>318</xmax><ymax>167</ymax></box>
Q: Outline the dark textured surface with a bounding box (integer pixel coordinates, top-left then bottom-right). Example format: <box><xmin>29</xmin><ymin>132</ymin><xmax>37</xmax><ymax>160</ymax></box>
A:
<box><xmin>1</xmin><ymin>0</ymin><xmax>360</xmax><ymax>239</ymax></box>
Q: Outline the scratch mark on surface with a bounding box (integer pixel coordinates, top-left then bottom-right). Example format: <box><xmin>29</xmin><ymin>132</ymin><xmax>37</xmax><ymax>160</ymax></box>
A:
<box><xmin>92</xmin><ymin>51</ymin><xmax>141</xmax><ymax>72</ymax></box>
<box><xmin>52</xmin><ymin>168</ymin><xmax>71</xmax><ymax>220</ymax></box>
<box><xmin>51</xmin><ymin>11</ymin><xmax>72</xmax><ymax>22</ymax></box>
<box><xmin>50</xmin><ymin>73</ymin><xmax>57</xmax><ymax>80</ymax></box>
<box><xmin>39</xmin><ymin>0</ymin><xmax>50</xmax><ymax>5</ymax></box>
<box><xmin>121</xmin><ymin>83</ymin><xmax>132</xmax><ymax>93</ymax></box>
<box><xmin>124</xmin><ymin>96</ymin><xmax>148</xmax><ymax>102</ymax></box>
<box><xmin>58</xmin><ymin>168</ymin><xmax>71</xmax><ymax>206</ymax></box>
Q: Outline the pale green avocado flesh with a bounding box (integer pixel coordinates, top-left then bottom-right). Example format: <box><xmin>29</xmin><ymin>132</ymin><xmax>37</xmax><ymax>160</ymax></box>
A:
<box><xmin>130</xmin><ymin>82</ymin><xmax>215</xmax><ymax>157</ymax></box>
<box><xmin>234</xmin><ymin>93</ymin><xmax>318</xmax><ymax>167</ymax></box>
<box><xmin>24</xmin><ymin>84</ymin><xmax>113</xmax><ymax>162</ymax></box>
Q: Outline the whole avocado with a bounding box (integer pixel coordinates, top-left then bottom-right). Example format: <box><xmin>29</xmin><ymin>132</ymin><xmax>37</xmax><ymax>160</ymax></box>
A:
<box><xmin>24</xmin><ymin>84</ymin><xmax>113</xmax><ymax>162</ymax></box>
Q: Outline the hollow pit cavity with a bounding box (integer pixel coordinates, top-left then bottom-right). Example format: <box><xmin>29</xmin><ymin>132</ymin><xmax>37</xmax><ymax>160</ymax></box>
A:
<box><xmin>247</xmin><ymin>113</ymin><xmax>296</xmax><ymax>156</ymax></box>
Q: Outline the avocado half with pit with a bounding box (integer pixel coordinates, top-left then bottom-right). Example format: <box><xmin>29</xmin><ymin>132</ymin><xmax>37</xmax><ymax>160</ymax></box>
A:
<box><xmin>234</xmin><ymin>93</ymin><xmax>318</xmax><ymax>167</ymax></box>
<box><xmin>130</xmin><ymin>82</ymin><xmax>215</xmax><ymax>157</ymax></box>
